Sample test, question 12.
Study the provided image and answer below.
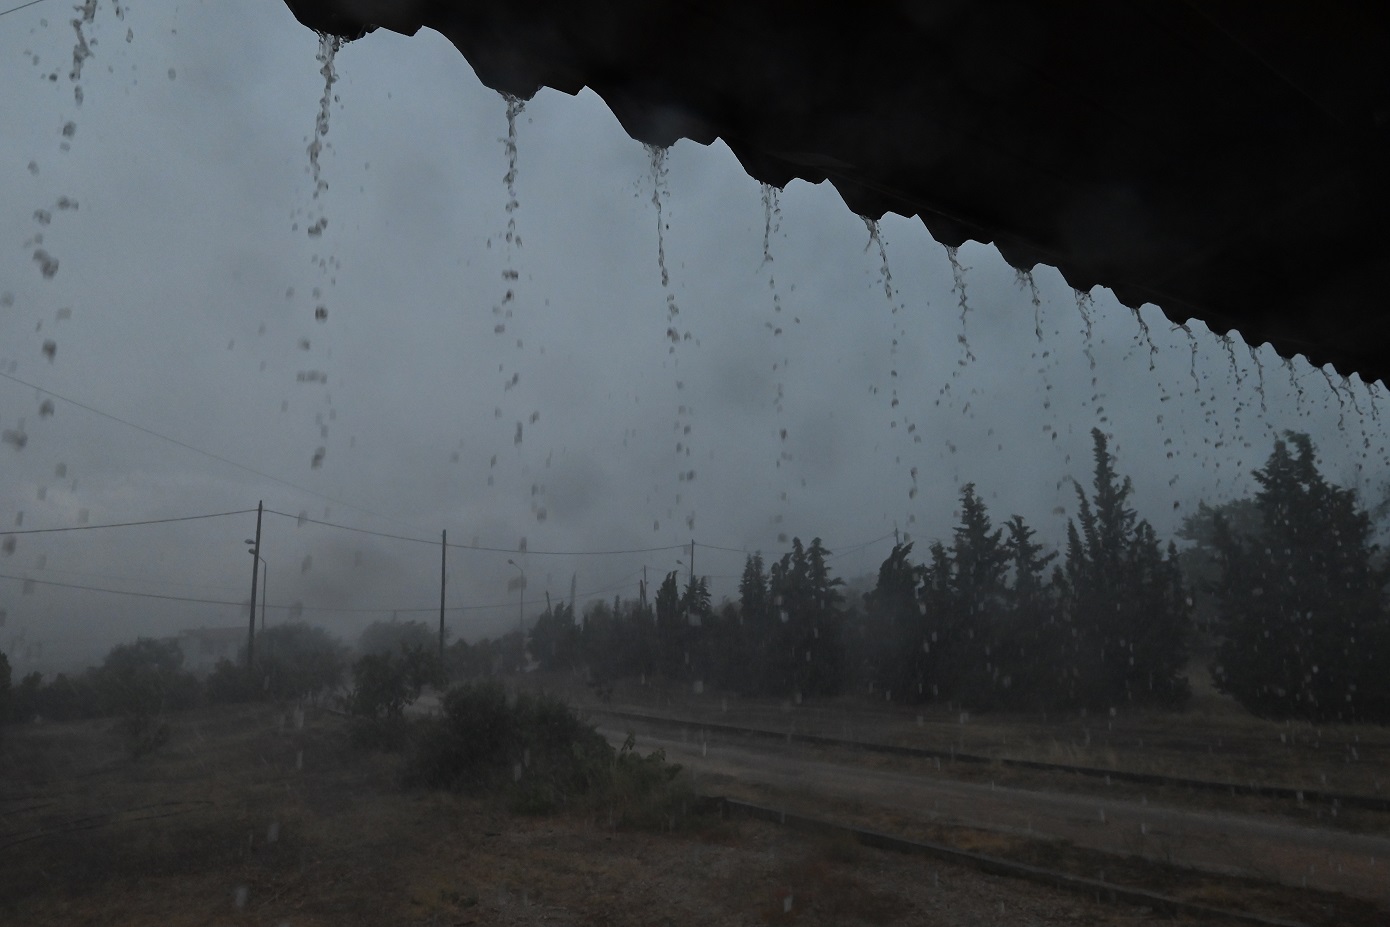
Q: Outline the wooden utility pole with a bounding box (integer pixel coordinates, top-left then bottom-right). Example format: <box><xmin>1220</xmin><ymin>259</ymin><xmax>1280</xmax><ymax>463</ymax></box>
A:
<box><xmin>247</xmin><ymin>500</ymin><xmax>262</xmax><ymax>670</ymax></box>
<box><xmin>689</xmin><ymin>539</ymin><xmax>695</xmax><ymax>588</ymax></box>
<box><xmin>439</xmin><ymin>529</ymin><xmax>447</xmax><ymax>662</ymax></box>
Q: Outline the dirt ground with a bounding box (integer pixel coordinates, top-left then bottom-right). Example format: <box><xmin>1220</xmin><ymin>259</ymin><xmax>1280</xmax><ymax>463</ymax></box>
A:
<box><xmin>0</xmin><ymin>702</ymin><xmax>1298</xmax><ymax>927</ymax></box>
<box><xmin>559</xmin><ymin>675</ymin><xmax>1390</xmax><ymax>802</ymax></box>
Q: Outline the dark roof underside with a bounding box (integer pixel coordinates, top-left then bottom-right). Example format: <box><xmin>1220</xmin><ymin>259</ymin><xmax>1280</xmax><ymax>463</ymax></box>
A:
<box><xmin>285</xmin><ymin>0</ymin><xmax>1390</xmax><ymax>386</ymax></box>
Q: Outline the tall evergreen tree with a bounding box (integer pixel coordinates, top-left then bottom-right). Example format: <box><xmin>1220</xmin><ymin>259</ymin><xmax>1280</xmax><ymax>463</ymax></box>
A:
<box><xmin>735</xmin><ymin>553</ymin><xmax>773</xmax><ymax>693</ymax></box>
<box><xmin>997</xmin><ymin>515</ymin><xmax>1061</xmax><ymax>702</ymax></box>
<box><xmin>529</xmin><ymin>600</ymin><xmax>577</xmax><ymax>671</ymax></box>
<box><xmin>766</xmin><ymin>537</ymin><xmax>846</xmax><ymax>697</ymax></box>
<box><xmin>1212</xmin><ymin>433</ymin><xmax>1390</xmax><ymax>721</ymax></box>
<box><xmin>921</xmin><ymin>484</ymin><xmax>1012</xmax><ymax>704</ymax></box>
<box><xmin>862</xmin><ymin>542</ymin><xmax>925</xmax><ymax>700</ymax></box>
<box><xmin>654</xmin><ymin>571</ymin><xmax>687</xmax><ymax>679</ymax></box>
<box><xmin>1059</xmin><ymin>429</ymin><xmax>1191</xmax><ymax>707</ymax></box>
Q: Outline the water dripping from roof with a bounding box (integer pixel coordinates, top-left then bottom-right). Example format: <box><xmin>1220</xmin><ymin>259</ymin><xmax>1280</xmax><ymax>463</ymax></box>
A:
<box><xmin>864</xmin><ymin>218</ymin><xmax>921</xmax><ymax>510</ymax></box>
<box><xmin>306</xmin><ymin>33</ymin><xmax>342</xmax><ymax>203</ymax></box>
<box><xmin>1219</xmin><ymin>335</ymin><xmax>1244</xmax><ymax>389</ymax></box>
<box><xmin>945</xmin><ymin>245</ymin><xmax>975</xmax><ymax>366</ymax></box>
<box><xmin>1283</xmin><ymin>357</ymin><xmax>1307</xmax><ymax>415</ymax></box>
<box><xmin>1072</xmin><ymin>288</ymin><xmax>1097</xmax><ymax>373</ymax></box>
<box><xmin>1015</xmin><ymin>269</ymin><xmax>1043</xmax><ymax>342</ymax></box>
<box><xmin>1320</xmin><ymin>367</ymin><xmax>1348</xmax><ymax>431</ymax></box>
<box><xmin>648</xmin><ymin>144</ymin><xmax>695</xmax><ymax>531</ymax></box>
<box><xmin>1128</xmin><ymin>307</ymin><xmax>1158</xmax><ymax>372</ymax></box>
<box><xmin>762</xmin><ymin>182</ymin><xmax>794</xmax><ymax>528</ymax></box>
<box><xmin>647</xmin><ymin>144</ymin><xmax>681</xmax><ymax>335</ymax></box>
<box><xmin>291</xmin><ymin>33</ymin><xmax>345</xmax><ymax>469</ymax></box>
<box><xmin>68</xmin><ymin>0</ymin><xmax>99</xmax><ymax>107</ymax></box>
<box><xmin>1176</xmin><ymin>322</ymin><xmax>1201</xmax><ymax>391</ymax></box>
<box><xmin>1247</xmin><ymin>345</ymin><xmax>1268</xmax><ymax>414</ymax></box>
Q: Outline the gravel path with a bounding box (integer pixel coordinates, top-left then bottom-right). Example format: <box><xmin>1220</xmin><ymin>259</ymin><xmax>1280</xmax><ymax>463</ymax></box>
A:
<box><xmin>595</xmin><ymin>723</ymin><xmax>1390</xmax><ymax>906</ymax></box>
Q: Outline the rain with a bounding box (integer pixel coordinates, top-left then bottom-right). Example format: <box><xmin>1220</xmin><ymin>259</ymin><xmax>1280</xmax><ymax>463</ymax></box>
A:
<box><xmin>1</xmin><ymin>2</ymin><xmax>1389</xmax><ymax>925</ymax></box>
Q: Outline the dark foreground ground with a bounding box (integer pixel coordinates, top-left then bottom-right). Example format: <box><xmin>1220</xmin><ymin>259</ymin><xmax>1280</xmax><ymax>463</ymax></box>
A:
<box><xmin>4</xmin><ymin>701</ymin><xmax>1350</xmax><ymax>927</ymax></box>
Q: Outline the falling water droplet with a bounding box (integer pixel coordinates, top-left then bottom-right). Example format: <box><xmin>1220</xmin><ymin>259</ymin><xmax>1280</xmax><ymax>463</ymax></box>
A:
<box><xmin>945</xmin><ymin>245</ymin><xmax>976</xmax><ymax>365</ymax></box>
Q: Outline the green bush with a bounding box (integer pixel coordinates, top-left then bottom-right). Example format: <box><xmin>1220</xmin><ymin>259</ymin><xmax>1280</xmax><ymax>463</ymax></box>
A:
<box><xmin>203</xmin><ymin>658</ymin><xmax>259</xmax><ymax>705</ymax></box>
<box><xmin>507</xmin><ymin>690</ymin><xmax>613</xmax><ymax>814</ymax></box>
<box><xmin>94</xmin><ymin>638</ymin><xmax>200</xmax><ymax>757</ymax></box>
<box><xmin>345</xmin><ymin>643</ymin><xmax>443</xmax><ymax>720</ymax></box>
<box><xmin>251</xmin><ymin>623</ymin><xmax>347</xmax><ymax>704</ymax></box>
<box><xmin>406</xmin><ymin>681</ymin><xmax>518</xmax><ymax>793</ymax></box>
<box><xmin>405</xmin><ymin>683</ymin><xmax>687</xmax><ymax>823</ymax></box>
<box><xmin>603</xmin><ymin>732</ymin><xmax>691</xmax><ymax>831</ymax></box>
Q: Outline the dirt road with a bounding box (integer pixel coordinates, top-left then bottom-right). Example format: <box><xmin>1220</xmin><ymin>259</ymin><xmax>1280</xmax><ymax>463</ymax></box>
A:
<box><xmin>593</xmin><ymin>721</ymin><xmax>1390</xmax><ymax>906</ymax></box>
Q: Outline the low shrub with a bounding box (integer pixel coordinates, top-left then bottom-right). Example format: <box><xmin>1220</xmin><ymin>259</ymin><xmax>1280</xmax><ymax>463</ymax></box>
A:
<box><xmin>404</xmin><ymin>682</ymin><xmax>688</xmax><ymax>823</ymax></box>
<box><xmin>344</xmin><ymin>644</ymin><xmax>441</xmax><ymax>720</ymax></box>
<box><xmin>253</xmin><ymin>623</ymin><xmax>348</xmax><ymax>705</ymax></box>
<box><xmin>603</xmin><ymin>732</ymin><xmax>691</xmax><ymax>831</ymax></box>
<box><xmin>204</xmin><ymin>658</ymin><xmax>259</xmax><ymax>705</ymax></box>
<box><xmin>96</xmin><ymin>638</ymin><xmax>199</xmax><ymax>757</ymax></box>
<box><xmin>405</xmin><ymin>681</ymin><xmax>528</xmax><ymax>794</ymax></box>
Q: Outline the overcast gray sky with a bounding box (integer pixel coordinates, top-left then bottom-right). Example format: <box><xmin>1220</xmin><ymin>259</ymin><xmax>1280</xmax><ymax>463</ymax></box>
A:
<box><xmin>2</xmin><ymin>1</ymin><xmax>1386</xmax><ymax>671</ymax></box>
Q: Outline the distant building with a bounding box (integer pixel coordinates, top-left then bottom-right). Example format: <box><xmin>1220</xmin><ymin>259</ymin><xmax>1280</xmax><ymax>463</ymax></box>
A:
<box><xmin>176</xmin><ymin>627</ymin><xmax>244</xmax><ymax>673</ymax></box>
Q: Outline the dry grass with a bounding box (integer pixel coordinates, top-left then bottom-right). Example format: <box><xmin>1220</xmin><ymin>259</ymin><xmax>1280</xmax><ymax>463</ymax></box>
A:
<box><xmin>0</xmin><ymin>699</ymin><xmax>1266</xmax><ymax>927</ymax></box>
<box><xmin>702</xmin><ymin>774</ymin><xmax>1388</xmax><ymax>927</ymax></box>
<box><xmin>543</xmin><ymin>672</ymin><xmax>1390</xmax><ymax>804</ymax></box>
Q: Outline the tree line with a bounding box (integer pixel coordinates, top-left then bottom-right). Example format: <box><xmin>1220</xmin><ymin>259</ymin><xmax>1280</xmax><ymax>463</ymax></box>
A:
<box><xmin>521</xmin><ymin>429</ymin><xmax>1390</xmax><ymax>721</ymax></box>
<box><xmin>3</xmin><ymin>430</ymin><xmax>1387</xmax><ymax>728</ymax></box>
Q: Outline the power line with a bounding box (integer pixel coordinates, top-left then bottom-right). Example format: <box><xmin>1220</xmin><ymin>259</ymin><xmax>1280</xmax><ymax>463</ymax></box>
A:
<box><xmin>0</xmin><ymin>371</ymin><xmax>423</xmax><ymax>534</ymax></box>
<box><xmin>16</xmin><ymin>564</ymin><xmax>245</xmax><ymax>594</ymax></box>
<box><xmin>0</xmin><ymin>572</ymin><xmax>246</xmax><ymax>608</ymax></box>
<box><xmin>449</xmin><ymin>540</ymin><xmax>686</xmax><ymax>557</ymax></box>
<box><xmin>694</xmin><ymin>541</ymin><xmax>750</xmax><ymax>554</ymax></box>
<box><xmin>265</xmin><ymin>508</ymin><xmax>688</xmax><ymax>556</ymax></box>
<box><xmin>1</xmin><ymin>509</ymin><xmax>252</xmax><ymax>536</ymax></box>
<box><xmin>0</xmin><ymin>0</ymin><xmax>48</xmax><ymax>19</ymax></box>
<box><xmin>264</xmin><ymin>509</ymin><xmax>435</xmax><ymax>546</ymax></box>
<box><xmin>827</xmin><ymin>532</ymin><xmax>897</xmax><ymax>559</ymax></box>
<box><xmin>0</xmin><ymin>571</ymin><xmax>643</xmax><ymax>616</ymax></box>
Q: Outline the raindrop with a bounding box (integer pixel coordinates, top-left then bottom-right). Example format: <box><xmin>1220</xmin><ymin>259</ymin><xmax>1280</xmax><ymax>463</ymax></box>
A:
<box><xmin>32</xmin><ymin>250</ymin><xmax>59</xmax><ymax>278</ymax></box>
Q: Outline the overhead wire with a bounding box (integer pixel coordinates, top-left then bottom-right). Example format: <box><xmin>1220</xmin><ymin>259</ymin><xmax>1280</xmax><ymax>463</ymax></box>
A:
<box><xmin>0</xmin><ymin>572</ymin><xmax>249</xmax><ymax>608</ymax></box>
<box><xmin>1</xmin><ymin>508</ymin><xmax>253</xmax><ymax>536</ymax></box>
<box><xmin>0</xmin><ymin>0</ymin><xmax>47</xmax><ymax>18</ymax></box>
<box><xmin>0</xmin><ymin>371</ymin><xmax>426</xmax><ymax>534</ymax></box>
<box><xmin>0</xmin><ymin>571</ymin><xmax>643</xmax><ymax>616</ymax></box>
<box><xmin>266</xmin><ymin>508</ymin><xmax>690</xmax><ymax>556</ymax></box>
<box><xmin>14</xmin><ymin>563</ymin><xmax>246</xmax><ymax>594</ymax></box>
<box><xmin>264</xmin><ymin>508</ymin><xmax>435</xmax><ymax>546</ymax></box>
